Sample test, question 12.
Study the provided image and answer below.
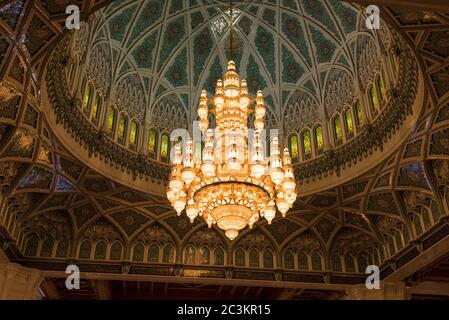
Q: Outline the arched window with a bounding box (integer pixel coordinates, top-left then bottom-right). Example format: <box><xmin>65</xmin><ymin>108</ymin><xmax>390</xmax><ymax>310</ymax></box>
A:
<box><xmin>94</xmin><ymin>241</ymin><xmax>107</xmax><ymax>260</ymax></box>
<box><xmin>40</xmin><ymin>237</ymin><xmax>54</xmax><ymax>257</ymax></box>
<box><xmin>184</xmin><ymin>245</ymin><xmax>196</xmax><ymax>264</ymax></box>
<box><xmin>333</xmin><ymin>116</ymin><xmax>343</xmax><ymax>145</ymax></box>
<box><xmin>83</xmin><ymin>82</ymin><xmax>93</xmax><ymax>112</ymax></box>
<box><xmin>301</xmin><ymin>130</ymin><xmax>312</xmax><ymax>160</ymax></box>
<box><xmin>314</xmin><ymin>125</ymin><xmax>324</xmax><ymax>154</ymax></box>
<box><xmin>263</xmin><ymin>250</ymin><xmax>274</xmax><ymax>268</ymax></box>
<box><xmin>344</xmin><ymin>254</ymin><xmax>356</xmax><ymax>272</ymax></box>
<box><xmin>133</xmin><ymin>242</ymin><xmax>145</xmax><ymax>261</ymax></box>
<box><xmin>311</xmin><ymin>252</ymin><xmax>322</xmax><ymax>271</ymax></box>
<box><xmin>148</xmin><ymin>243</ymin><xmax>160</xmax><ymax>262</ymax></box>
<box><xmin>162</xmin><ymin>244</ymin><xmax>174</xmax><ymax>263</ymax></box>
<box><xmin>298</xmin><ymin>251</ymin><xmax>308</xmax><ymax>270</ymax></box>
<box><xmin>92</xmin><ymin>93</ymin><xmax>102</xmax><ymax>124</ymax></box>
<box><xmin>249</xmin><ymin>249</ymin><xmax>260</xmax><ymax>268</ymax></box>
<box><xmin>160</xmin><ymin>134</ymin><xmax>170</xmax><ymax>161</ymax></box>
<box><xmin>129</xmin><ymin>121</ymin><xmax>139</xmax><ymax>148</ymax></box>
<box><xmin>214</xmin><ymin>247</ymin><xmax>225</xmax><ymax>265</ymax></box>
<box><xmin>289</xmin><ymin>134</ymin><xmax>299</xmax><ymax>160</ymax></box>
<box><xmin>357</xmin><ymin>254</ymin><xmax>368</xmax><ymax>273</ymax></box>
<box><xmin>79</xmin><ymin>240</ymin><xmax>92</xmax><ymax>259</ymax></box>
<box><xmin>354</xmin><ymin>100</ymin><xmax>363</xmax><ymax>126</ymax></box>
<box><xmin>107</xmin><ymin>107</ymin><xmax>116</xmax><ymax>132</ymax></box>
<box><xmin>284</xmin><ymin>250</ymin><xmax>294</xmax><ymax>269</ymax></box>
<box><xmin>395</xmin><ymin>230</ymin><xmax>403</xmax><ymax>250</ymax></box>
<box><xmin>56</xmin><ymin>239</ymin><xmax>69</xmax><ymax>258</ymax></box>
<box><xmin>377</xmin><ymin>76</ymin><xmax>385</xmax><ymax>102</ymax></box>
<box><xmin>331</xmin><ymin>254</ymin><xmax>341</xmax><ymax>271</ymax></box>
<box><xmin>199</xmin><ymin>246</ymin><xmax>210</xmax><ymax>265</ymax></box>
<box><xmin>413</xmin><ymin>214</ymin><xmax>423</xmax><ymax>236</ymax></box>
<box><xmin>147</xmin><ymin>129</ymin><xmax>158</xmax><ymax>157</ymax></box>
<box><xmin>25</xmin><ymin>235</ymin><xmax>39</xmax><ymax>256</ymax></box>
<box><xmin>110</xmin><ymin>242</ymin><xmax>123</xmax><ymax>260</ymax></box>
<box><xmin>118</xmin><ymin>114</ymin><xmax>127</xmax><ymax>142</ymax></box>
<box><xmin>235</xmin><ymin>248</ymin><xmax>246</xmax><ymax>267</ymax></box>
<box><xmin>422</xmin><ymin>208</ymin><xmax>431</xmax><ymax>229</ymax></box>
<box><xmin>388</xmin><ymin>236</ymin><xmax>396</xmax><ymax>256</ymax></box>
<box><xmin>369</xmin><ymin>85</ymin><xmax>379</xmax><ymax>112</ymax></box>
<box><xmin>344</xmin><ymin>109</ymin><xmax>354</xmax><ymax>138</ymax></box>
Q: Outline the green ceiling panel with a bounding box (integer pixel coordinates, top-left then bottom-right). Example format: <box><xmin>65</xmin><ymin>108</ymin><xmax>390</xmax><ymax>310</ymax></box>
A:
<box><xmin>157</xmin><ymin>16</ymin><xmax>187</xmax><ymax>72</ymax></box>
<box><xmin>193</xmin><ymin>28</ymin><xmax>214</xmax><ymax>86</ymax></box>
<box><xmin>165</xmin><ymin>47</ymin><xmax>188</xmax><ymax>87</ymax></box>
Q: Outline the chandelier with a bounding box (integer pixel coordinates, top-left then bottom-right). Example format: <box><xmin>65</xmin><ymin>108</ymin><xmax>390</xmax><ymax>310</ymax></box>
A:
<box><xmin>166</xmin><ymin>59</ymin><xmax>297</xmax><ymax>240</ymax></box>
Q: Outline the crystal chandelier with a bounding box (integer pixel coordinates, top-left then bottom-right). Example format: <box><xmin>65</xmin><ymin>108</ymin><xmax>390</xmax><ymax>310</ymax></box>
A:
<box><xmin>166</xmin><ymin>60</ymin><xmax>297</xmax><ymax>240</ymax></box>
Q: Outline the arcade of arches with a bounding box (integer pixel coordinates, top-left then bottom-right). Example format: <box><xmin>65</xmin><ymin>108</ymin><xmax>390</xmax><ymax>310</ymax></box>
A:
<box><xmin>1</xmin><ymin>0</ymin><xmax>449</xmax><ymax>300</ymax></box>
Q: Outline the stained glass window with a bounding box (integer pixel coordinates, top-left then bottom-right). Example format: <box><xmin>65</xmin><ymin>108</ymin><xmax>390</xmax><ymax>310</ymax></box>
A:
<box><xmin>302</xmin><ymin>131</ymin><xmax>312</xmax><ymax>155</ymax></box>
<box><xmin>79</xmin><ymin>240</ymin><xmax>91</xmax><ymax>259</ymax></box>
<box><xmin>235</xmin><ymin>248</ymin><xmax>246</xmax><ymax>266</ymax></box>
<box><xmin>414</xmin><ymin>215</ymin><xmax>423</xmax><ymax>236</ymax></box>
<box><xmin>94</xmin><ymin>241</ymin><xmax>107</xmax><ymax>260</ymax></box>
<box><xmin>298</xmin><ymin>251</ymin><xmax>308</xmax><ymax>270</ymax></box>
<box><xmin>162</xmin><ymin>244</ymin><xmax>174</xmax><ymax>263</ymax></box>
<box><xmin>40</xmin><ymin>238</ymin><xmax>54</xmax><ymax>257</ymax></box>
<box><xmin>199</xmin><ymin>246</ymin><xmax>210</xmax><ymax>265</ymax></box>
<box><xmin>110</xmin><ymin>242</ymin><xmax>122</xmax><ymax>260</ymax></box>
<box><xmin>184</xmin><ymin>246</ymin><xmax>196</xmax><ymax>264</ymax></box>
<box><xmin>92</xmin><ymin>93</ymin><xmax>101</xmax><ymax>121</ymax></box>
<box><xmin>311</xmin><ymin>252</ymin><xmax>322</xmax><ymax>271</ymax></box>
<box><xmin>148</xmin><ymin>243</ymin><xmax>159</xmax><ymax>262</ymax></box>
<box><xmin>369</xmin><ymin>85</ymin><xmax>379</xmax><ymax>111</ymax></box>
<box><xmin>355</xmin><ymin>100</ymin><xmax>363</xmax><ymax>125</ymax></box>
<box><xmin>395</xmin><ymin>231</ymin><xmax>403</xmax><ymax>250</ymax></box>
<box><xmin>249</xmin><ymin>249</ymin><xmax>260</xmax><ymax>268</ymax></box>
<box><xmin>334</xmin><ymin>116</ymin><xmax>342</xmax><ymax>141</ymax></box>
<box><xmin>118</xmin><ymin>115</ymin><xmax>127</xmax><ymax>139</ymax></box>
<box><xmin>314</xmin><ymin>126</ymin><xmax>324</xmax><ymax>150</ymax></box>
<box><xmin>129</xmin><ymin>121</ymin><xmax>138</xmax><ymax>145</ymax></box>
<box><xmin>83</xmin><ymin>83</ymin><xmax>93</xmax><ymax>110</ymax></box>
<box><xmin>214</xmin><ymin>247</ymin><xmax>225</xmax><ymax>265</ymax></box>
<box><xmin>161</xmin><ymin>134</ymin><xmax>169</xmax><ymax>158</ymax></box>
<box><xmin>284</xmin><ymin>250</ymin><xmax>294</xmax><ymax>269</ymax></box>
<box><xmin>107</xmin><ymin>108</ymin><xmax>116</xmax><ymax>131</ymax></box>
<box><xmin>289</xmin><ymin>135</ymin><xmax>298</xmax><ymax>159</ymax></box>
<box><xmin>263</xmin><ymin>250</ymin><xmax>274</xmax><ymax>268</ymax></box>
<box><xmin>331</xmin><ymin>254</ymin><xmax>341</xmax><ymax>271</ymax></box>
<box><xmin>56</xmin><ymin>239</ymin><xmax>69</xmax><ymax>258</ymax></box>
<box><xmin>133</xmin><ymin>243</ymin><xmax>144</xmax><ymax>261</ymax></box>
<box><xmin>357</xmin><ymin>255</ymin><xmax>368</xmax><ymax>273</ymax></box>
<box><xmin>377</xmin><ymin>77</ymin><xmax>385</xmax><ymax>101</ymax></box>
<box><xmin>345</xmin><ymin>109</ymin><xmax>353</xmax><ymax>134</ymax></box>
<box><xmin>344</xmin><ymin>254</ymin><xmax>355</xmax><ymax>272</ymax></box>
<box><xmin>148</xmin><ymin>129</ymin><xmax>157</xmax><ymax>153</ymax></box>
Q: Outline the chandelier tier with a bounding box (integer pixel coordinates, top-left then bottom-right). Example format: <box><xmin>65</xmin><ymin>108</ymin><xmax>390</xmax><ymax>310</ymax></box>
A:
<box><xmin>167</xmin><ymin>61</ymin><xmax>297</xmax><ymax>240</ymax></box>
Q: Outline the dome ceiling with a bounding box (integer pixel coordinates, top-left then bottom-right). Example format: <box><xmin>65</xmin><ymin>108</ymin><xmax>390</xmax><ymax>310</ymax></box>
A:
<box><xmin>81</xmin><ymin>0</ymin><xmax>382</xmax><ymax>130</ymax></box>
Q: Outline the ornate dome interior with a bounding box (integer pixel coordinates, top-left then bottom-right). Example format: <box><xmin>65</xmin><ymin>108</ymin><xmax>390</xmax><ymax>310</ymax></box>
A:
<box><xmin>80</xmin><ymin>0</ymin><xmax>383</xmax><ymax>130</ymax></box>
<box><xmin>0</xmin><ymin>0</ymin><xmax>449</xmax><ymax>300</ymax></box>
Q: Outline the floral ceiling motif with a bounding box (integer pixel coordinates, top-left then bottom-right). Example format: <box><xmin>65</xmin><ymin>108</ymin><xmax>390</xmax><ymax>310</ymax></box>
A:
<box><xmin>80</xmin><ymin>0</ymin><xmax>384</xmax><ymax>129</ymax></box>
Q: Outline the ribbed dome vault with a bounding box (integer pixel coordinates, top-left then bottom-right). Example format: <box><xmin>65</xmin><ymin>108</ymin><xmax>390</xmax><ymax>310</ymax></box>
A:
<box><xmin>79</xmin><ymin>0</ymin><xmax>386</xmax><ymax>133</ymax></box>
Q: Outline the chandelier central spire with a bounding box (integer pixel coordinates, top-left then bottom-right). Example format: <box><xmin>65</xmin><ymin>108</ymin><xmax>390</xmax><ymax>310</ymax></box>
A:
<box><xmin>167</xmin><ymin>61</ymin><xmax>297</xmax><ymax>240</ymax></box>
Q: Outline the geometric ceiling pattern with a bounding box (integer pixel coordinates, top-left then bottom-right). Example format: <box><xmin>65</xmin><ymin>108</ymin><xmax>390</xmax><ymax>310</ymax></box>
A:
<box><xmin>84</xmin><ymin>0</ymin><xmax>383</xmax><ymax>130</ymax></box>
<box><xmin>1</xmin><ymin>0</ymin><xmax>449</xmax><ymax>296</ymax></box>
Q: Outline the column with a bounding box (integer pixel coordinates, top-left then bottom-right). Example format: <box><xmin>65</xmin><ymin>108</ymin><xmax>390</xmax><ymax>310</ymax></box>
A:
<box><xmin>0</xmin><ymin>249</ymin><xmax>44</xmax><ymax>300</ymax></box>
<box><xmin>345</xmin><ymin>282</ymin><xmax>410</xmax><ymax>300</ymax></box>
